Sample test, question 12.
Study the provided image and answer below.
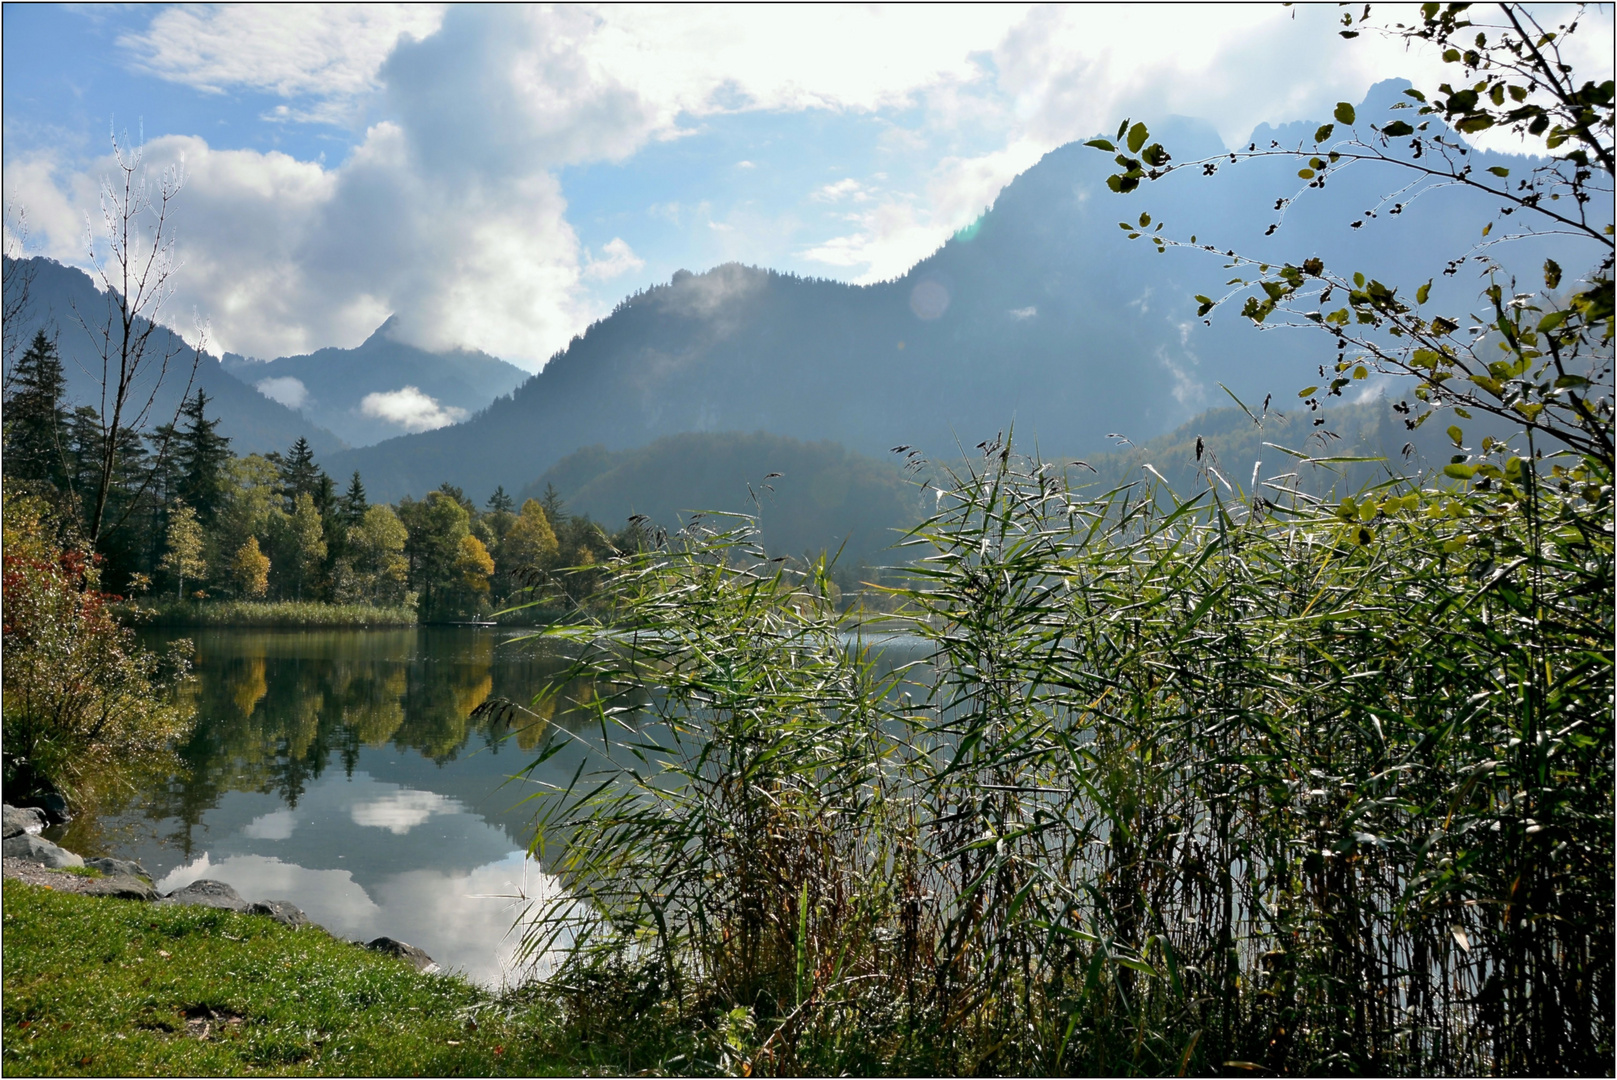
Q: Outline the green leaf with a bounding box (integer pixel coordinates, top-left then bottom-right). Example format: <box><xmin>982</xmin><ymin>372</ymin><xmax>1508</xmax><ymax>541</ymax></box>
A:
<box><xmin>1487</xmin><ymin>165</ymin><xmax>1510</xmax><ymax>177</ymax></box>
<box><xmin>1299</xmin><ymin>386</ymin><xmax>1319</xmax><ymax>397</ymax></box>
<box><xmin>1297</xmin><ymin>168</ymin><xmax>1316</xmax><ymax>179</ymax></box>
<box><xmin>1086</xmin><ymin>139</ymin><xmax>1117</xmax><ymax>151</ymax></box>
<box><xmin>1334</xmin><ymin>102</ymin><xmax>1356</xmax><ymax>125</ymax></box>
<box><xmin>1139</xmin><ymin>212</ymin><xmax>1151</xmax><ymax>228</ymax></box>
<box><xmin>1314</xmin><ymin>123</ymin><xmax>1335</xmax><ymax>143</ymax></box>
<box><xmin>1543</xmin><ymin>258</ymin><xmax>1562</xmax><ymax>289</ymax></box>
<box><xmin>1416</xmin><ymin>280</ymin><xmax>1432</xmax><ymax>305</ymax></box>
<box><xmin>1442</xmin><ymin>48</ymin><xmax>1462</xmax><ymax>62</ymax></box>
<box><xmin>1383</xmin><ymin>120</ymin><xmax>1415</xmax><ymax>137</ymax></box>
<box><xmin>1195</xmin><ymin>295</ymin><xmax>1215</xmax><ymax>317</ymax></box>
<box><xmin>1127</xmin><ymin>122</ymin><xmax>1149</xmax><ymax>153</ymax></box>
<box><xmin>1447</xmin><ymin>425</ymin><xmax>1464</xmax><ymax>447</ymax></box>
<box><xmin>1443</xmin><ymin>463</ymin><xmax>1476</xmax><ymax>479</ymax></box>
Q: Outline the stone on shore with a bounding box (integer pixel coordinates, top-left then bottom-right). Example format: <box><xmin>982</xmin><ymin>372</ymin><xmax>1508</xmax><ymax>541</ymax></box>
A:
<box><xmin>248</xmin><ymin>900</ymin><xmax>311</xmax><ymax>929</ymax></box>
<box><xmin>2</xmin><ymin>833</ymin><xmax>84</xmax><ymax>869</ymax></box>
<box><xmin>2</xmin><ymin>804</ymin><xmax>48</xmax><ymax>838</ymax></box>
<box><xmin>85</xmin><ymin>856</ymin><xmax>151</xmax><ymax>880</ymax></box>
<box><xmin>82</xmin><ymin>874</ymin><xmax>159</xmax><ymax>901</ymax></box>
<box><xmin>157</xmin><ymin>879</ymin><xmax>250</xmax><ymax>912</ymax></box>
<box><xmin>366</xmin><ymin>936</ymin><xmax>439</xmax><ymax>973</ymax></box>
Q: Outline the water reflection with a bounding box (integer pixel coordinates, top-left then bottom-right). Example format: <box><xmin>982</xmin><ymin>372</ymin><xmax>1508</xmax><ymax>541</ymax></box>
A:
<box><xmin>64</xmin><ymin>628</ymin><xmax>611</xmax><ymax>987</ymax></box>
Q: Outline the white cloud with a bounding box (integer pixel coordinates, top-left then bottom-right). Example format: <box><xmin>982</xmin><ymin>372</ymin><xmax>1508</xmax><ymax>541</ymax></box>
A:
<box><xmin>243</xmin><ymin>809</ymin><xmax>297</xmax><ymax>840</ymax></box>
<box><xmin>255</xmin><ymin>376</ymin><xmax>309</xmax><ymax>410</ymax></box>
<box><xmin>121</xmin><ymin>5</ymin><xmax>445</xmax><ymax>119</ymax></box>
<box><xmin>1009</xmin><ymin>306</ymin><xmax>1036</xmax><ymax>320</ymax></box>
<box><xmin>582</xmin><ymin>237</ymin><xmax>645</xmax><ymax>281</ymax></box>
<box><xmin>360</xmin><ymin>387</ymin><xmax>468</xmax><ymax>433</ymax></box>
<box><xmin>350</xmin><ymin>788</ymin><xmax>458</xmax><ymax>834</ymax></box>
<box><xmin>17</xmin><ymin>2</ymin><xmax>1606</xmax><ymax>370</ymax></box>
<box><xmin>735</xmin><ymin>160</ymin><xmax>756</xmax><ymax>169</ymax></box>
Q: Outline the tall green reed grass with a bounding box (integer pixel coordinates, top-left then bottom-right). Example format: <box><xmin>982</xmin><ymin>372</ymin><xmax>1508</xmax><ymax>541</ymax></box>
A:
<box><xmin>513</xmin><ymin>443</ymin><xmax>1611</xmax><ymax>1075</ymax></box>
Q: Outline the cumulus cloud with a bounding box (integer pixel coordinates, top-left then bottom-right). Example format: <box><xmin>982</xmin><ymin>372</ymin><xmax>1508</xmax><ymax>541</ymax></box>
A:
<box><xmin>350</xmin><ymin>788</ymin><xmax>458</xmax><ymax>834</ymax></box>
<box><xmin>360</xmin><ymin>387</ymin><xmax>468</xmax><ymax>432</ymax></box>
<box><xmin>255</xmin><ymin>376</ymin><xmax>310</xmax><ymax>410</ymax></box>
<box><xmin>583</xmin><ymin>237</ymin><xmax>645</xmax><ymax>281</ymax></box>
<box><xmin>16</xmin><ymin>3</ymin><xmax>1605</xmax><ymax>370</ymax></box>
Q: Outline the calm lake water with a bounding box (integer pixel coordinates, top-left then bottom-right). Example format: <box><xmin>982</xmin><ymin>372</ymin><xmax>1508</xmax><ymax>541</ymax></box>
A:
<box><xmin>54</xmin><ymin>627</ymin><xmax>611</xmax><ymax>988</ymax></box>
<box><xmin>49</xmin><ymin>625</ymin><xmax>932</xmax><ymax>987</ymax></box>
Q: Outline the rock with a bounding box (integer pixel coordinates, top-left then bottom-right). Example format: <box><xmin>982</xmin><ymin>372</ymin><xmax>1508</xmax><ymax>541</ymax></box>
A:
<box><xmin>85</xmin><ymin>856</ymin><xmax>151</xmax><ymax>880</ymax></box>
<box><xmin>248</xmin><ymin>900</ymin><xmax>311</xmax><ymax>929</ymax></box>
<box><xmin>82</xmin><ymin>874</ymin><xmax>158</xmax><ymax>901</ymax></box>
<box><xmin>38</xmin><ymin>792</ymin><xmax>71</xmax><ymax>825</ymax></box>
<box><xmin>365</xmin><ymin>936</ymin><xmax>439</xmax><ymax>973</ymax></box>
<box><xmin>157</xmin><ymin>879</ymin><xmax>250</xmax><ymax>912</ymax></box>
<box><xmin>1</xmin><ymin>833</ymin><xmax>84</xmax><ymax>869</ymax></box>
<box><xmin>2</xmin><ymin>805</ymin><xmax>47</xmax><ymax>839</ymax></box>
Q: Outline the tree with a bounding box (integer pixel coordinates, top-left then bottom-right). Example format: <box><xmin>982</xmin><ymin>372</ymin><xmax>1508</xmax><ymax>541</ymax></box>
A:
<box><xmin>339</xmin><ymin>471</ymin><xmax>368</xmax><ymax>528</ymax></box>
<box><xmin>3</xmin><ymin>330</ymin><xmax>69</xmax><ymax>490</ymax></box>
<box><xmin>486</xmin><ymin>485</ymin><xmax>514</xmax><ymax>514</ymax></box>
<box><xmin>231</xmin><ymin>536</ymin><xmax>270</xmax><ymax>599</ymax></box>
<box><xmin>345</xmin><ymin>504</ymin><xmax>410</xmax><ymax>605</ymax></box>
<box><xmin>454</xmin><ymin>533</ymin><xmax>495</xmax><ymax>612</ymax></box>
<box><xmin>399</xmin><ymin>491</ymin><xmax>470</xmax><ymax>617</ymax></box>
<box><xmin>540</xmin><ymin>482</ymin><xmax>566</xmax><ymax>523</ymax></box>
<box><xmin>159</xmin><ymin>502</ymin><xmax>206</xmax><ymax>600</ymax></box>
<box><xmin>286</xmin><ymin>492</ymin><xmax>327</xmax><ymax>601</ymax></box>
<box><xmin>74</xmin><ymin>132</ymin><xmax>206</xmax><ymax>548</ymax></box>
<box><xmin>172</xmin><ymin>390</ymin><xmax>232</xmax><ymax>527</ymax></box>
<box><xmin>273</xmin><ymin>437</ymin><xmax>324</xmax><ymax>512</ymax></box>
<box><xmin>1091</xmin><ymin>3</ymin><xmax>1612</xmax><ymax>472</ymax></box>
<box><xmin>501</xmin><ymin>497</ymin><xmax>560</xmax><ymax>579</ymax></box>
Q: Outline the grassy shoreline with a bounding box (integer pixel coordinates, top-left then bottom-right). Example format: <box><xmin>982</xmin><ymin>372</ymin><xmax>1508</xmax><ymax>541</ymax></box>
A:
<box><xmin>1</xmin><ymin>880</ymin><xmax>579</xmax><ymax>1076</ymax></box>
<box><xmin>116</xmin><ymin>600</ymin><xmax>419</xmax><ymax>629</ymax></box>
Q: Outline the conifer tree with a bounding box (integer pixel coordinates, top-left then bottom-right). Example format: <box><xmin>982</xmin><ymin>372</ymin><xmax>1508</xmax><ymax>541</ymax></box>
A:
<box><xmin>274</xmin><ymin>437</ymin><xmax>323</xmax><ymax>511</ymax></box>
<box><xmin>173</xmin><ymin>389</ymin><xmax>231</xmax><ymax>526</ymax></box>
<box><xmin>486</xmin><ymin>486</ymin><xmax>514</xmax><ymax>514</ymax></box>
<box><xmin>2</xmin><ymin>330</ymin><xmax>68</xmax><ymax>489</ymax></box>
<box><xmin>339</xmin><ymin>471</ymin><xmax>368</xmax><ymax>527</ymax></box>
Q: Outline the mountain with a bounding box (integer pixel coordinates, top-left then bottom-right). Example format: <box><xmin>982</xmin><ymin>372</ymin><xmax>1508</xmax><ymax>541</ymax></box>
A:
<box><xmin>222</xmin><ymin>319</ymin><xmax>528</xmax><ymax>447</ymax></box>
<box><xmin>330</xmin><ymin>79</ymin><xmax>1578</xmax><ymax>504</ymax></box>
<box><xmin>3</xmin><ymin>256</ymin><xmax>344</xmax><ymax>457</ymax></box>
<box><xmin>521</xmin><ymin>431</ymin><xmax>921</xmax><ymax>567</ymax></box>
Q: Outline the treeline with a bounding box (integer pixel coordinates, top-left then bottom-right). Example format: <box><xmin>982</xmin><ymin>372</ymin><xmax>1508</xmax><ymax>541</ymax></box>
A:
<box><xmin>3</xmin><ymin>330</ymin><xmax>642</xmax><ymax>622</ymax></box>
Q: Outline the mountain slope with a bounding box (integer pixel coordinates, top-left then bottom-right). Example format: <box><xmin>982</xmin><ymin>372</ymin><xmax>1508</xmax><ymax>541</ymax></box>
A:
<box><xmin>324</xmin><ymin>79</ymin><xmax>1580</xmax><ymax>501</ymax></box>
<box><xmin>223</xmin><ymin>319</ymin><xmax>527</xmax><ymax>447</ymax></box>
<box><xmin>521</xmin><ymin>431</ymin><xmax>920</xmax><ymax>566</ymax></box>
<box><xmin>3</xmin><ymin>257</ymin><xmax>344</xmax><ymax>457</ymax></box>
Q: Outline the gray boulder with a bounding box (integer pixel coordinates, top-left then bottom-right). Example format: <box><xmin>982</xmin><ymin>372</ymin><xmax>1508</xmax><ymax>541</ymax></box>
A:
<box><xmin>83</xmin><ymin>874</ymin><xmax>158</xmax><ymax>902</ymax></box>
<box><xmin>366</xmin><ymin>936</ymin><xmax>439</xmax><ymax>973</ymax></box>
<box><xmin>157</xmin><ymin>879</ymin><xmax>250</xmax><ymax>912</ymax></box>
<box><xmin>85</xmin><ymin>856</ymin><xmax>150</xmax><ymax>880</ymax></box>
<box><xmin>2</xmin><ymin>805</ymin><xmax>47</xmax><ymax>839</ymax></box>
<box><xmin>248</xmin><ymin>900</ymin><xmax>311</xmax><ymax>929</ymax></box>
<box><xmin>2</xmin><ymin>833</ymin><xmax>83</xmax><ymax>869</ymax></box>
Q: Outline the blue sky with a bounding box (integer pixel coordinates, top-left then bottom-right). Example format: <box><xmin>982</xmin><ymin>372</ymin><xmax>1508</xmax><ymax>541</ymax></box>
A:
<box><xmin>6</xmin><ymin>4</ymin><xmax>1604</xmax><ymax>370</ymax></box>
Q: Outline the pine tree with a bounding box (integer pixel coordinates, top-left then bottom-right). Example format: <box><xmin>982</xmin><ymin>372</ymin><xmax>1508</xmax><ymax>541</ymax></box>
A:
<box><xmin>540</xmin><ymin>482</ymin><xmax>566</xmax><ymax>524</ymax></box>
<box><xmin>339</xmin><ymin>471</ymin><xmax>368</xmax><ymax>527</ymax></box>
<box><xmin>486</xmin><ymin>486</ymin><xmax>514</xmax><ymax>514</ymax></box>
<box><xmin>275</xmin><ymin>437</ymin><xmax>323</xmax><ymax>511</ymax></box>
<box><xmin>174</xmin><ymin>389</ymin><xmax>232</xmax><ymax>526</ymax></box>
<box><xmin>3</xmin><ymin>330</ymin><xmax>69</xmax><ymax>489</ymax></box>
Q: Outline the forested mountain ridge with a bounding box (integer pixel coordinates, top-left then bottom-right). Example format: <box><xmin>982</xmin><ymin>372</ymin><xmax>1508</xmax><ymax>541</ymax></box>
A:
<box><xmin>223</xmin><ymin>319</ymin><xmax>527</xmax><ymax>447</ymax></box>
<box><xmin>521</xmin><ymin>431</ymin><xmax>920</xmax><ymax>569</ymax></box>
<box><xmin>330</xmin><ymin>78</ymin><xmax>1575</xmax><ymax>503</ymax></box>
<box><xmin>3</xmin><ymin>256</ymin><xmax>345</xmax><ymax>457</ymax></box>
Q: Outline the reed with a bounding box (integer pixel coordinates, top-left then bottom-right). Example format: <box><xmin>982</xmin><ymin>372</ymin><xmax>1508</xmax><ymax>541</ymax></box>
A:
<box><xmin>121</xmin><ymin>599</ymin><xmax>419</xmax><ymax>628</ymax></box>
<box><xmin>515</xmin><ymin>440</ymin><xmax>1612</xmax><ymax>1075</ymax></box>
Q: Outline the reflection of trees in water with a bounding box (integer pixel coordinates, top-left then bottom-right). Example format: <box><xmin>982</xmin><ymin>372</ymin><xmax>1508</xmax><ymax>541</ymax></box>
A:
<box><xmin>135</xmin><ymin>630</ymin><xmax>611</xmax><ymax>853</ymax></box>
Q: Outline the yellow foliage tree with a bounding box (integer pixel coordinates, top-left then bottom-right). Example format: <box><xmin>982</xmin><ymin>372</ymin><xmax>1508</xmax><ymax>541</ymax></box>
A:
<box><xmin>232</xmin><ymin>536</ymin><xmax>271</xmax><ymax>599</ymax></box>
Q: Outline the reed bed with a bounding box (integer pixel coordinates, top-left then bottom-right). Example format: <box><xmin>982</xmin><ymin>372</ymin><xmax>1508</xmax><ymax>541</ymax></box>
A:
<box><xmin>514</xmin><ymin>444</ymin><xmax>1612</xmax><ymax>1075</ymax></box>
<box><xmin>121</xmin><ymin>599</ymin><xmax>419</xmax><ymax>628</ymax></box>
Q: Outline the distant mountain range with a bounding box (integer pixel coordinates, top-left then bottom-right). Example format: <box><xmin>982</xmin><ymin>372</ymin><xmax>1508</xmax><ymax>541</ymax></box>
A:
<box><xmin>329</xmin><ymin>79</ymin><xmax>1576</xmax><ymax>503</ymax></box>
<box><xmin>3</xmin><ymin>256</ymin><xmax>345</xmax><ymax>457</ymax></box>
<box><xmin>223</xmin><ymin>321</ymin><xmax>527</xmax><ymax>447</ymax></box>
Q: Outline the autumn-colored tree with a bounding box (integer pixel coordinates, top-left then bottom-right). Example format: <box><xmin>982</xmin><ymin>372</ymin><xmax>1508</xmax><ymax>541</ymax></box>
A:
<box><xmin>159</xmin><ymin>502</ymin><xmax>206</xmax><ymax>600</ymax></box>
<box><xmin>232</xmin><ymin>536</ymin><xmax>270</xmax><ymax>599</ymax></box>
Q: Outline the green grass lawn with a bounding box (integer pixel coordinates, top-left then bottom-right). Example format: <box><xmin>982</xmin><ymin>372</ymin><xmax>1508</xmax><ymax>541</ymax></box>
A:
<box><xmin>1</xmin><ymin>880</ymin><xmax>576</xmax><ymax>1077</ymax></box>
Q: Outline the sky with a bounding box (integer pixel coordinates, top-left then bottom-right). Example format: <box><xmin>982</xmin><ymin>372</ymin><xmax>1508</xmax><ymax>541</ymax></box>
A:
<box><xmin>4</xmin><ymin>3</ymin><xmax>1608</xmax><ymax>371</ymax></box>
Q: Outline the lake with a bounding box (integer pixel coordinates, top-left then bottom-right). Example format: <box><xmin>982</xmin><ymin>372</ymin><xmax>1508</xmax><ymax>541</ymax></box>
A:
<box><xmin>50</xmin><ymin>627</ymin><xmax>611</xmax><ymax>988</ymax></box>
